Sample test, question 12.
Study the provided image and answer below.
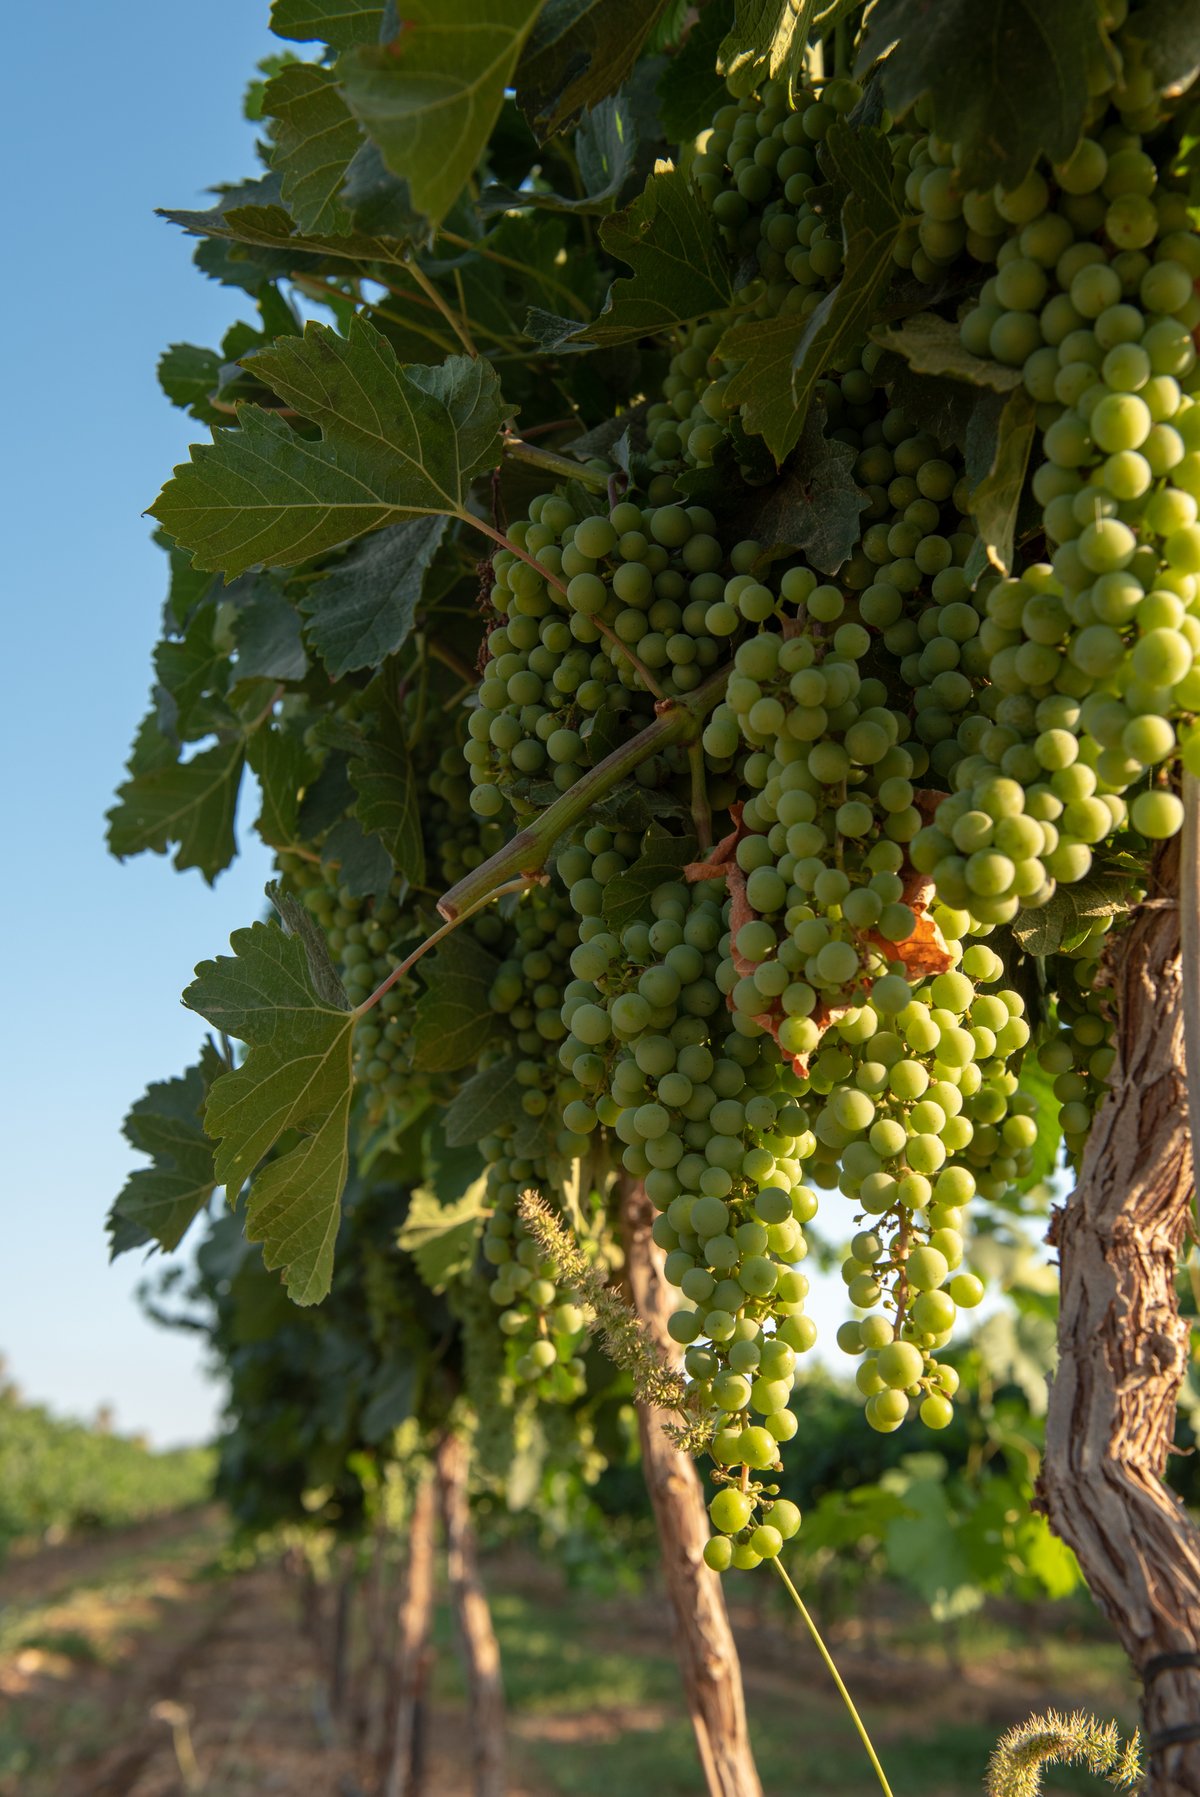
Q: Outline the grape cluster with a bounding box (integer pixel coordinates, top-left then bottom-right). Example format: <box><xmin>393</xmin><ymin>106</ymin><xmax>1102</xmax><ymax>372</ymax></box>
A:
<box><xmin>1036</xmin><ymin>920</ymin><xmax>1121</xmax><ymax>1165</ymax></box>
<box><xmin>457</xmin><ymin>31</ymin><xmax>1200</xmax><ymax>1567</ymax></box>
<box><xmin>692</xmin><ymin>75</ymin><xmax>864</xmax><ymax>329</ymax></box>
<box><xmin>478</xmin><ymin>881</ymin><xmax>597</xmax><ymax>1398</ymax></box>
<box><xmin>551</xmin><ymin>837</ymin><xmax>827</xmax><ymax>1499</ymax></box>
<box><xmin>467</xmin><ymin>492</ymin><xmax>763</xmax><ymax>818</ymax></box>
<box><xmin>917</xmin><ymin>127</ymin><xmax>1200</xmax><ymax>884</ymax></box>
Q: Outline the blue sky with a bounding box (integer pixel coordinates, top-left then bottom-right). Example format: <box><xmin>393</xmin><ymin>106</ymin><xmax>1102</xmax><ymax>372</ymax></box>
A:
<box><xmin>0</xmin><ymin>5</ymin><xmax>856</xmax><ymax>1449</ymax></box>
<box><xmin>2</xmin><ymin>4</ymin><xmax>281</xmax><ymax>1445</ymax></box>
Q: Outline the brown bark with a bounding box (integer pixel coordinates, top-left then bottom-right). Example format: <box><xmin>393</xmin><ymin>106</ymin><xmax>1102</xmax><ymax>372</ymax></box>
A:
<box><xmin>329</xmin><ymin>1559</ymin><xmax>356</xmax><ymax>1718</ymax></box>
<box><xmin>382</xmin><ymin>1471</ymin><xmax>438</xmax><ymax>1797</ymax></box>
<box><xmin>436</xmin><ymin>1431</ymin><xmax>506</xmax><ymax>1797</ymax></box>
<box><xmin>618</xmin><ymin>1174</ymin><xmax>764</xmax><ymax>1797</ymax></box>
<box><xmin>1039</xmin><ymin>837</ymin><xmax>1200</xmax><ymax>1796</ymax></box>
<box><xmin>356</xmin><ymin>1527</ymin><xmax>389</xmax><ymax>1749</ymax></box>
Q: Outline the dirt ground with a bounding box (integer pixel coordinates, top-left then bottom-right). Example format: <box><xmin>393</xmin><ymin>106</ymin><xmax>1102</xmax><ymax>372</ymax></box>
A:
<box><xmin>0</xmin><ymin>1513</ymin><xmax>1134</xmax><ymax>1797</ymax></box>
<box><xmin>0</xmin><ymin>1515</ymin><xmax>540</xmax><ymax>1797</ymax></box>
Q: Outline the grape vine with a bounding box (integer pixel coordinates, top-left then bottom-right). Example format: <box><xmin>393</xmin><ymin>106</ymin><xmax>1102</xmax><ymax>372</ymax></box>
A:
<box><xmin>107</xmin><ymin>2</ymin><xmax>1200</xmax><ymax>1789</ymax></box>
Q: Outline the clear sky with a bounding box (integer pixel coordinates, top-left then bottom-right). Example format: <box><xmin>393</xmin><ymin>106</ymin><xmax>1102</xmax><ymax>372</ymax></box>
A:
<box><xmin>0</xmin><ymin>5</ymin><xmax>855</xmax><ymax>1449</ymax></box>
<box><xmin>1</xmin><ymin>4</ymin><xmax>282</xmax><ymax>1446</ymax></box>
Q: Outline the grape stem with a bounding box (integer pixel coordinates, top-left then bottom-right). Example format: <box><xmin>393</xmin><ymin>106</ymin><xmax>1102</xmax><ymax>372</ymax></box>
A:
<box><xmin>460</xmin><ymin>512</ymin><xmax>667</xmax><ymax>700</ymax></box>
<box><xmin>770</xmin><ymin>1557</ymin><xmax>895</xmax><ymax>1797</ymax></box>
<box><xmin>437</xmin><ymin>663</ymin><xmax>732</xmax><ymax>921</ymax></box>
<box><xmin>502</xmin><ymin>434</ymin><xmax>610</xmax><ymax>494</ymax></box>
<box><xmin>403</xmin><ymin>254</ymin><xmax>479</xmax><ymax>359</ymax></box>
<box><xmin>353</xmin><ymin>875</ymin><xmax>536</xmax><ymax>1018</ymax></box>
<box><xmin>1181</xmin><ymin>770</ymin><xmax>1200</xmax><ymax>1208</ymax></box>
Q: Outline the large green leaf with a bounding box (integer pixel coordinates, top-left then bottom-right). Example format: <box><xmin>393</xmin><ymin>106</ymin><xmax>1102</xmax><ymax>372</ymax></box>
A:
<box><xmin>247</xmin><ymin>722</ymin><xmax>315</xmax><ymax>850</ymax></box>
<box><xmin>347</xmin><ymin>681</ymin><xmax>427</xmax><ymax>884</ymax></box>
<box><xmin>857</xmin><ymin>0</ymin><xmax>1106</xmax><ymax>192</ymax></box>
<box><xmin>411</xmin><ymin>933</ymin><xmax>503</xmax><ymax>1071</ymax></box>
<box><xmin>718</xmin><ymin>0</ymin><xmax>812</xmax><ymax>87</ymax></box>
<box><xmin>964</xmin><ymin>387</ymin><xmax>1037</xmax><ymax>576</ymax></box>
<box><xmin>337</xmin><ymin>0</ymin><xmax>547</xmax><ymax>230</ymax></box>
<box><xmin>109</xmin><ymin>1053</ymin><xmax>221</xmax><ymax>1255</ymax></box>
<box><xmin>790</xmin><ymin>122</ymin><xmax>904</xmax><ymax>436</ymax></box>
<box><xmin>150</xmin><ymin>321</ymin><xmax>508</xmax><ymax>577</ymax></box>
<box><xmin>658</xmin><ymin>1</ymin><xmax>734</xmax><ymax>141</ymax></box>
<box><xmin>185</xmin><ymin>919</ymin><xmax>361</xmax><ymax>1304</ymax></box>
<box><xmin>229</xmin><ymin>576</ymin><xmax>309</xmax><ymax>683</ymax></box>
<box><xmin>397</xmin><ymin>1175</ymin><xmax>489</xmax><ymax>1290</ymax></box>
<box><xmin>161</xmin><ymin>174</ymin><xmax>409</xmax><ymax>266</ymax></box>
<box><xmin>158</xmin><ymin>343</ymin><xmax>223</xmax><ymax>422</ymax></box>
<box><xmin>1123</xmin><ymin>0</ymin><xmax>1200</xmax><ymax>92</ymax></box>
<box><xmin>443</xmin><ymin>1054</ymin><xmax>527</xmax><ymax>1145</ymax></box>
<box><xmin>107</xmin><ymin>738</ymin><xmax>245</xmax><ymax>884</ymax></box>
<box><xmin>740</xmin><ymin>399</ymin><xmax>867</xmax><ymax>571</ymax></box>
<box><xmin>1010</xmin><ymin>871</ymin><xmax>1132</xmax><ymax>958</ymax></box>
<box><xmin>479</xmin><ymin>87</ymin><xmax>641</xmax><ymax>215</ymax></box>
<box><xmin>270</xmin><ymin>0</ymin><xmax>384</xmax><ymax>48</ymax></box>
<box><xmin>300</xmin><ymin>515</ymin><xmax>449</xmax><ymax>677</ymax></box>
<box><xmin>540</xmin><ymin>167</ymin><xmax>731</xmax><ymax>350</ymax></box>
<box><xmin>870</xmin><ymin>313</ymin><xmax>1023</xmax><ymax>393</ymax></box>
<box><xmin>264</xmin><ymin>62</ymin><xmax>362</xmax><ymax>236</ymax></box>
<box><xmin>717</xmin><ymin>313</ymin><xmax>807</xmax><ymax>462</ymax></box>
<box><xmin>516</xmin><ymin>0</ymin><xmax>673</xmax><ymax>141</ymax></box>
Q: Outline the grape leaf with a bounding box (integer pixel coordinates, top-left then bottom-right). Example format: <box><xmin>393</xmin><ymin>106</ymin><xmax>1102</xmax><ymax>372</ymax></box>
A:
<box><xmin>791</xmin><ymin>122</ymin><xmax>904</xmax><ymax>438</ymax></box>
<box><xmin>718</xmin><ymin>0</ymin><xmax>812</xmax><ymax>86</ymax></box>
<box><xmin>547</xmin><ymin>167</ymin><xmax>732</xmax><ymax>350</ymax></box>
<box><xmin>161</xmin><ymin>174</ymin><xmax>409</xmax><ymax>267</ymax></box>
<box><xmin>411</xmin><ymin>934</ymin><xmax>504</xmax><ymax>1071</ymax></box>
<box><xmin>264</xmin><ymin>62</ymin><xmax>361</xmax><ymax>236</ymax></box>
<box><xmin>715</xmin><ymin>313</ymin><xmax>807</xmax><ymax>463</ymax></box>
<box><xmin>109</xmin><ymin>1052</ymin><xmax>222</xmax><ymax>1256</ymax></box>
<box><xmin>153</xmin><ymin>603</ymin><xmax>233</xmax><ymax>741</ymax></box>
<box><xmin>1009</xmin><ymin>872</ymin><xmax>1131</xmax><ymax>958</ymax></box>
<box><xmin>107</xmin><ymin>738</ymin><xmax>245</xmax><ymax>883</ymax></box>
<box><xmin>268</xmin><ymin>882</ymin><xmax>353</xmax><ymax>1010</ymax></box>
<box><xmin>247</xmin><ymin>723</ymin><xmax>314</xmax><ymax>850</ymax></box>
<box><xmin>158</xmin><ymin>343</ymin><xmax>222</xmax><ymax>421</ymax></box>
<box><xmin>397</xmin><ymin>1175</ymin><xmax>489</xmax><ymax>1290</ymax></box>
<box><xmin>857</xmin><ymin>0</ymin><xmax>1106</xmax><ymax>192</ymax></box>
<box><xmin>151</xmin><ymin>322</ymin><xmax>508</xmax><ymax>576</ymax></box>
<box><xmin>443</xmin><ymin>1054</ymin><xmax>527</xmax><ymax>1146</ymax></box>
<box><xmin>739</xmin><ymin>398</ymin><xmax>867</xmax><ymax>572</ymax></box>
<box><xmin>270</xmin><ymin>0</ymin><xmax>384</xmax><ymax>47</ymax></box>
<box><xmin>347</xmin><ymin>682</ymin><xmax>426</xmax><ymax>884</ymax></box>
<box><xmin>340</xmin><ymin>139</ymin><xmax>426</xmax><ymax>238</ymax></box>
<box><xmin>658</xmin><ymin>1</ymin><xmax>734</xmax><ymax>141</ymax></box>
<box><xmin>479</xmin><ymin>88</ymin><xmax>641</xmax><ymax>215</ymax></box>
<box><xmin>964</xmin><ymin>387</ymin><xmax>1037</xmax><ymax>577</ymax></box>
<box><xmin>337</xmin><ymin>0</ymin><xmax>547</xmax><ymax>230</ymax></box>
<box><xmin>228</xmin><ymin>576</ymin><xmax>309</xmax><ymax>683</ymax></box>
<box><xmin>185</xmin><ymin>919</ymin><xmax>361</xmax><ymax>1304</ymax></box>
<box><xmin>1123</xmin><ymin>0</ymin><xmax>1200</xmax><ymax>92</ymax></box>
<box><xmin>870</xmin><ymin>313</ymin><xmax>1023</xmax><ymax>393</ymax></box>
<box><xmin>300</xmin><ymin>515</ymin><xmax>449</xmax><ymax>678</ymax></box>
<box><xmin>516</xmin><ymin>0</ymin><xmax>674</xmax><ymax>141</ymax></box>
<box><xmin>603</xmin><ymin>823</ymin><xmax>698</xmax><ymax>931</ymax></box>
<box><xmin>321</xmin><ymin>815</ymin><xmax>395</xmax><ymax>898</ymax></box>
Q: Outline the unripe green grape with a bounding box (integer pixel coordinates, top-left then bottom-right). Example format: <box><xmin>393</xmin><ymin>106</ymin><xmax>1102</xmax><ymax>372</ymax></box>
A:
<box><xmin>703</xmin><ymin>1535</ymin><xmax>734</xmax><ymax>1572</ymax></box>
<box><xmin>877</xmin><ymin>1340</ymin><xmax>925</xmax><ymax>1388</ymax></box>
<box><xmin>1132</xmin><ymin>789</ymin><xmax>1184</xmax><ymax>838</ymax></box>
<box><xmin>920</xmin><ymin>1393</ymin><xmax>955</xmax><ymax>1430</ymax></box>
<box><xmin>948</xmin><ymin>1272</ymin><xmax>984</xmax><ymax>1308</ymax></box>
<box><xmin>709</xmin><ymin>1488</ymin><xmax>754</xmax><ymax>1534</ymax></box>
<box><xmin>867</xmin><ymin>1389</ymin><xmax>910</xmax><ymax>1431</ymax></box>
